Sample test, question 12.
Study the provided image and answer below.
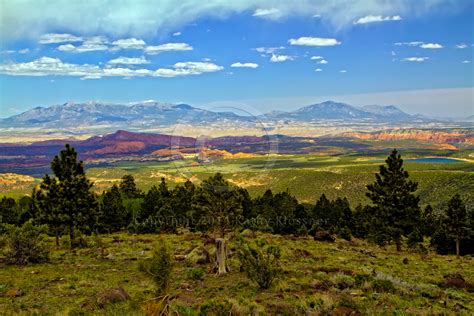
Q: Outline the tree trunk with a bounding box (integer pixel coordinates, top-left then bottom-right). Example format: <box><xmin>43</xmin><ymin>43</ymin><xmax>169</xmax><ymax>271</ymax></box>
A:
<box><xmin>395</xmin><ymin>238</ymin><xmax>402</xmax><ymax>252</ymax></box>
<box><xmin>55</xmin><ymin>232</ymin><xmax>60</xmax><ymax>249</ymax></box>
<box><xmin>69</xmin><ymin>225</ymin><xmax>75</xmax><ymax>249</ymax></box>
<box><xmin>216</xmin><ymin>238</ymin><xmax>229</xmax><ymax>275</ymax></box>
<box><xmin>456</xmin><ymin>238</ymin><xmax>460</xmax><ymax>259</ymax></box>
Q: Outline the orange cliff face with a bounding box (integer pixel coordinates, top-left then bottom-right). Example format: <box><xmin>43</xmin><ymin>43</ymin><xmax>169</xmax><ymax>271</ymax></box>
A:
<box><xmin>346</xmin><ymin>130</ymin><xmax>474</xmax><ymax>145</ymax></box>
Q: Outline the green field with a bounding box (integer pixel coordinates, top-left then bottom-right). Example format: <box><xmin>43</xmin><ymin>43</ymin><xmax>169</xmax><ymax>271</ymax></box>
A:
<box><xmin>83</xmin><ymin>154</ymin><xmax>474</xmax><ymax>209</ymax></box>
<box><xmin>2</xmin><ymin>153</ymin><xmax>473</xmax><ymax>209</ymax></box>
<box><xmin>1</xmin><ymin>232</ymin><xmax>473</xmax><ymax>315</ymax></box>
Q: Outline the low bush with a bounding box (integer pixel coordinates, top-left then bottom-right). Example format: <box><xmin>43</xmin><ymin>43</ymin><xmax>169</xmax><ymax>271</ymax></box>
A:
<box><xmin>371</xmin><ymin>278</ymin><xmax>396</xmax><ymax>293</ymax></box>
<box><xmin>4</xmin><ymin>221</ymin><xmax>49</xmax><ymax>265</ymax></box>
<box><xmin>199</xmin><ymin>299</ymin><xmax>233</xmax><ymax>316</ymax></box>
<box><xmin>334</xmin><ymin>274</ymin><xmax>356</xmax><ymax>289</ymax></box>
<box><xmin>237</xmin><ymin>239</ymin><xmax>282</xmax><ymax>289</ymax></box>
<box><xmin>139</xmin><ymin>241</ymin><xmax>173</xmax><ymax>296</ymax></box>
<box><xmin>187</xmin><ymin>268</ymin><xmax>205</xmax><ymax>281</ymax></box>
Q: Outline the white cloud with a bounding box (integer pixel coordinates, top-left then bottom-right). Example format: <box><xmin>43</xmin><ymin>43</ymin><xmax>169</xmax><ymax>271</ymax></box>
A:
<box><xmin>403</xmin><ymin>57</ymin><xmax>429</xmax><ymax>62</ymax></box>
<box><xmin>317</xmin><ymin>59</ymin><xmax>328</xmax><ymax>64</ymax></box>
<box><xmin>231</xmin><ymin>62</ymin><xmax>259</xmax><ymax>68</ymax></box>
<box><xmin>0</xmin><ymin>57</ymin><xmax>101</xmax><ymax>76</ymax></box>
<box><xmin>310</xmin><ymin>56</ymin><xmax>324</xmax><ymax>60</ymax></box>
<box><xmin>1</xmin><ymin>50</ymin><xmax>16</xmax><ymax>54</ymax></box>
<box><xmin>58</xmin><ymin>40</ymin><xmax>109</xmax><ymax>53</ymax></box>
<box><xmin>340</xmin><ymin>69</ymin><xmax>347</xmax><ymax>73</ymax></box>
<box><xmin>252</xmin><ymin>8</ymin><xmax>282</xmax><ymax>19</ymax></box>
<box><xmin>154</xmin><ymin>61</ymin><xmax>223</xmax><ymax>77</ymax></box>
<box><xmin>0</xmin><ymin>57</ymin><xmax>223</xmax><ymax>78</ymax></box>
<box><xmin>354</xmin><ymin>15</ymin><xmax>402</xmax><ymax>24</ymax></box>
<box><xmin>420</xmin><ymin>43</ymin><xmax>443</xmax><ymax>49</ymax></box>
<box><xmin>315</xmin><ymin>68</ymin><xmax>323</xmax><ymax>72</ymax></box>
<box><xmin>456</xmin><ymin>43</ymin><xmax>467</xmax><ymax>49</ymax></box>
<box><xmin>112</xmin><ymin>38</ymin><xmax>146</xmax><ymax>49</ymax></box>
<box><xmin>462</xmin><ymin>60</ymin><xmax>470</xmax><ymax>64</ymax></box>
<box><xmin>254</xmin><ymin>46</ymin><xmax>285</xmax><ymax>54</ymax></box>
<box><xmin>108</xmin><ymin>56</ymin><xmax>150</xmax><ymax>65</ymax></box>
<box><xmin>1</xmin><ymin>1</ymin><xmax>464</xmax><ymax>40</ymax></box>
<box><xmin>270</xmin><ymin>54</ymin><xmax>293</xmax><ymax>62</ymax></box>
<box><xmin>395</xmin><ymin>41</ymin><xmax>443</xmax><ymax>49</ymax></box>
<box><xmin>173</xmin><ymin>32</ymin><xmax>182</xmax><ymax>36</ymax></box>
<box><xmin>145</xmin><ymin>43</ymin><xmax>193</xmax><ymax>55</ymax></box>
<box><xmin>289</xmin><ymin>37</ymin><xmax>341</xmax><ymax>46</ymax></box>
<box><xmin>18</xmin><ymin>48</ymin><xmax>30</xmax><ymax>54</ymax></box>
<box><xmin>39</xmin><ymin>33</ymin><xmax>83</xmax><ymax>44</ymax></box>
<box><xmin>313</xmin><ymin>14</ymin><xmax>321</xmax><ymax>18</ymax></box>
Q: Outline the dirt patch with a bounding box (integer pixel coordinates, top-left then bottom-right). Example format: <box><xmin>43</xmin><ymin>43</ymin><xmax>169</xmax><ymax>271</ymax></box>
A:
<box><xmin>97</xmin><ymin>287</ymin><xmax>130</xmax><ymax>307</ymax></box>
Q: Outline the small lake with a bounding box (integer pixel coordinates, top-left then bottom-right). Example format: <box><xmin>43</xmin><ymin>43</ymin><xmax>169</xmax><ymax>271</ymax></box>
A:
<box><xmin>369</xmin><ymin>157</ymin><xmax>465</xmax><ymax>164</ymax></box>
<box><xmin>405</xmin><ymin>157</ymin><xmax>464</xmax><ymax>163</ymax></box>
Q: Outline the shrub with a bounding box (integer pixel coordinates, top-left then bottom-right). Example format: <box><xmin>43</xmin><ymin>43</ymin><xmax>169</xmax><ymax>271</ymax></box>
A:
<box><xmin>407</xmin><ymin>229</ymin><xmax>423</xmax><ymax>248</ymax></box>
<box><xmin>187</xmin><ymin>268</ymin><xmax>205</xmax><ymax>281</ymax></box>
<box><xmin>139</xmin><ymin>241</ymin><xmax>173</xmax><ymax>296</ymax></box>
<box><xmin>371</xmin><ymin>278</ymin><xmax>396</xmax><ymax>293</ymax></box>
<box><xmin>199</xmin><ymin>299</ymin><xmax>233</xmax><ymax>316</ymax></box>
<box><xmin>334</xmin><ymin>274</ymin><xmax>356</xmax><ymax>289</ymax></box>
<box><xmin>354</xmin><ymin>273</ymin><xmax>373</xmax><ymax>287</ymax></box>
<box><xmin>4</xmin><ymin>221</ymin><xmax>49</xmax><ymax>265</ymax></box>
<box><xmin>237</xmin><ymin>239</ymin><xmax>282</xmax><ymax>289</ymax></box>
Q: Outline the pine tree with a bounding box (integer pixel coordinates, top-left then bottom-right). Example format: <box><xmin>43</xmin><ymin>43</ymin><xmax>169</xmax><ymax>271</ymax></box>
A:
<box><xmin>443</xmin><ymin>194</ymin><xmax>472</xmax><ymax>258</ymax></box>
<box><xmin>34</xmin><ymin>144</ymin><xmax>97</xmax><ymax>248</ymax></box>
<box><xmin>119</xmin><ymin>174</ymin><xmax>142</xmax><ymax>199</ymax></box>
<box><xmin>366</xmin><ymin>149</ymin><xmax>421</xmax><ymax>251</ymax></box>
<box><xmin>99</xmin><ymin>185</ymin><xmax>128</xmax><ymax>233</ymax></box>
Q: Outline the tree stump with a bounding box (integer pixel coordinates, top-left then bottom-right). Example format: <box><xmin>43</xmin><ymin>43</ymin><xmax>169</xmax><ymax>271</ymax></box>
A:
<box><xmin>215</xmin><ymin>238</ymin><xmax>229</xmax><ymax>275</ymax></box>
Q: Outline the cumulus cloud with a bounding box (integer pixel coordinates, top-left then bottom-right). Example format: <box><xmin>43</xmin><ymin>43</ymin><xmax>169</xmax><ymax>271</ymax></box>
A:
<box><xmin>58</xmin><ymin>37</ymin><xmax>109</xmax><ymax>53</ymax></box>
<box><xmin>270</xmin><ymin>54</ymin><xmax>293</xmax><ymax>62</ymax></box>
<box><xmin>173</xmin><ymin>32</ymin><xmax>182</xmax><ymax>36</ymax></box>
<box><xmin>395</xmin><ymin>41</ymin><xmax>443</xmax><ymax>49</ymax></box>
<box><xmin>315</xmin><ymin>68</ymin><xmax>323</xmax><ymax>72</ymax></box>
<box><xmin>154</xmin><ymin>61</ymin><xmax>223</xmax><ymax>77</ymax></box>
<box><xmin>403</xmin><ymin>57</ymin><xmax>429</xmax><ymax>62</ymax></box>
<box><xmin>317</xmin><ymin>59</ymin><xmax>328</xmax><ymax>64</ymax></box>
<box><xmin>108</xmin><ymin>56</ymin><xmax>150</xmax><ymax>65</ymax></box>
<box><xmin>231</xmin><ymin>62</ymin><xmax>259</xmax><ymax>68</ymax></box>
<box><xmin>254</xmin><ymin>47</ymin><xmax>285</xmax><ymax>55</ymax></box>
<box><xmin>340</xmin><ymin>69</ymin><xmax>347</xmax><ymax>73</ymax></box>
<box><xmin>419</xmin><ymin>43</ymin><xmax>443</xmax><ymax>49</ymax></box>
<box><xmin>144</xmin><ymin>43</ymin><xmax>193</xmax><ymax>55</ymax></box>
<box><xmin>310</xmin><ymin>56</ymin><xmax>324</xmax><ymax>60</ymax></box>
<box><xmin>289</xmin><ymin>37</ymin><xmax>341</xmax><ymax>46</ymax></box>
<box><xmin>2</xmin><ymin>1</ymin><xmax>460</xmax><ymax>40</ymax></box>
<box><xmin>0</xmin><ymin>57</ymin><xmax>223</xmax><ymax>78</ymax></box>
<box><xmin>18</xmin><ymin>48</ymin><xmax>30</xmax><ymax>54</ymax></box>
<box><xmin>252</xmin><ymin>8</ymin><xmax>282</xmax><ymax>19</ymax></box>
<box><xmin>39</xmin><ymin>33</ymin><xmax>83</xmax><ymax>44</ymax></box>
<box><xmin>354</xmin><ymin>15</ymin><xmax>402</xmax><ymax>24</ymax></box>
<box><xmin>462</xmin><ymin>60</ymin><xmax>470</xmax><ymax>64</ymax></box>
<box><xmin>456</xmin><ymin>43</ymin><xmax>467</xmax><ymax>49</ymax></box>
<box><xmin>112</xmin><ymin>38</ymin><xmax>146</xmax><ymax>50</ymax></box>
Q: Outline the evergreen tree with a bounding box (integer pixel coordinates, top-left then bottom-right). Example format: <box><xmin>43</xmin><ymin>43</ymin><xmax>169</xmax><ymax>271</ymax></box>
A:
<box><xmin>34</xmin><ymin>144</ymin><xmax>97</xmax><ymax>248</ymax></box>
<box><xmin>0</xmin><ymin>197</ymin><xmax>17</xmax><ymax>224</ymax></box>
<box><xmin>194</xmin><ymin>173</ymin><xmax>242</xmax><ymax>238</ymax></box>
<box><xmin>99</xmin><ymin>185</ymin><xmax>128</xmax><ymax>233</ymax></box>
<box><xmin>443</xmin><ymin>194</ymin><xmax>472</xmax><ymax>258</ymax></box>
<box><xmin>170</xmin><ymin>180</ymin><xmax>195</xmax><ymax>229</ymax></box>
<box><xmin>366</xmin><ymin>149</ymin><xmax>421</xmax><ymax>251</ymax></box>
<box><xmin>119</xmin><ymin>174</ymin><xmax>142</xmax><ymax>198</ymax></box>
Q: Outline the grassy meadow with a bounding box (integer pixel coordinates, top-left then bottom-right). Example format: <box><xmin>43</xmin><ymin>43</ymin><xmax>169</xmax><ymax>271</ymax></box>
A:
<box><xmin>1</xmin><ymin>231</ymin><xmax>473</xmax><ymax>315</ymax></box>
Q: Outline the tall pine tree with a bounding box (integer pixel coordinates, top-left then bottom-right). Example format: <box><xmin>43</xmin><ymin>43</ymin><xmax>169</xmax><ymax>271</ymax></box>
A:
<box><xmin>443</xmin><ymin>194</ymin><xmax>472</xmax><ymax>258</ymax></box>
<box><xmin>366</xmin><ymin>149</ymin><xmax>421</xmax><ymax>251</ymax></box>
<box><xmin>34</xmin><ymin>144</ymin><xmax>97</xmax><ymax>248</ymax></box>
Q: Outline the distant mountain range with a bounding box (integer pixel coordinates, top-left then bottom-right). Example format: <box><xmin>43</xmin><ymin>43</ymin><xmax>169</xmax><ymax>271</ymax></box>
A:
<box><xmin>1</xmin><ymin>100</ymin><xmax>440</xmax><ymax>132</ymax></box>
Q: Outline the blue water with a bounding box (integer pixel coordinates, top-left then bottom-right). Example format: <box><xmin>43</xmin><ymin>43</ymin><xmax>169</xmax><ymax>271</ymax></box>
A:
<box><xmin>405</xmin><ymin>157</ymin><xmax>463</xmax><ymax>163</ymax></box>
<box><xmin>369</xmin><ymin>157</ymin><xmax>464</xmax><ymax>164</ymax></box>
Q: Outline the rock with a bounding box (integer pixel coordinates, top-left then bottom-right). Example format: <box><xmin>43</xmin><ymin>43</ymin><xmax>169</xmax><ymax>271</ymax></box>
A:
<box><xmin>314</xmin><ymin>231</ymin><xmax>335</xmax><ymax>242</ymax></box>
<box><xmin>443</xmin><ymin>273</ymin><xmax>466</xmax><ymax>288</ymax></box>
<box><xmin>6</xmin><ymin>288</ymin><xmax>23</xmax><ymax>297</ymax></box>
<box><xmin>332</xmin><ymin>306</ymin><xmax>361</xmax><ymax>316</ymax></box>
<box><xmin>402</xmin><ymin>258</ymin><xmax>409</xmax><ymax>265</ymax></box>
<box><xmin>97</xmin><ymin>287</ymin><xmax>130</xmax><ymax>307</ymax></box>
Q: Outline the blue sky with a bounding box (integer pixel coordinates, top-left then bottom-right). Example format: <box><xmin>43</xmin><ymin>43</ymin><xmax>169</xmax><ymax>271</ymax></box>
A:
<box><xmin>0</xmin><ymin>0</ymin><xmax>473</xmax><ymax>118</ymax></box>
